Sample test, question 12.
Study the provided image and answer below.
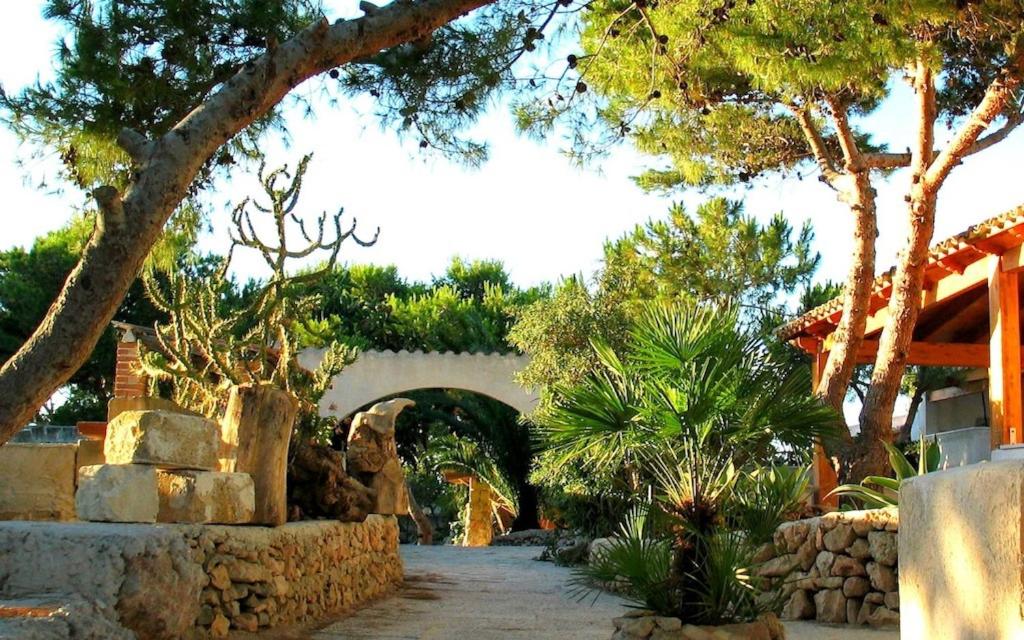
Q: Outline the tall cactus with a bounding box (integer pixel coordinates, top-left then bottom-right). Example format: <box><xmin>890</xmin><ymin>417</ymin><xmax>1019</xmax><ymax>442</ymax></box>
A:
<box><xmin>140</xmin><ymin>154</ymin><xmax>377</xmax><ymax>439</ymax></box>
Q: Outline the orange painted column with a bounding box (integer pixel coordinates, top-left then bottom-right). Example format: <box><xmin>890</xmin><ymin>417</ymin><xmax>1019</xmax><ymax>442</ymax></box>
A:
<box><xmin>988</xmin><ymin>256</ymin><xmax>1023</xmax><ymax>449</ymax></box>
<box><xmin>811</xmin><ymin>344</ymin><xmax>839</xmax><ymax>509</ymax></box>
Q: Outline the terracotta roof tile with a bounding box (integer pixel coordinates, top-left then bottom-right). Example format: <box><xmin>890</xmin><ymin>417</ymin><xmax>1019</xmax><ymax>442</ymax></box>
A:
<box><xmin>778</xmin><ymin>205</ymin><xmax>1024</xmax><ymax>341</ymax></box>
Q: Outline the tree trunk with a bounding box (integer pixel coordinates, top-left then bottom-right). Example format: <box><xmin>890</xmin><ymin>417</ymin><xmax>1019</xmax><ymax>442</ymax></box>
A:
<box><xmin>0</xmin><ymin>0</ymin><xmax>495</xmax><ymax>447</ymax></box>
<box><xmin>221</xmin><ymin>383</ymin><xmax>299</xmax><ymax>526</ymax></box>
<box><xmin>405</xmin><ymin>481</ymin><xmax>434</xmax><ymax>545</ymax></box>
<box><xmin>288</xmin><ymin>439</ymin><xmax>374</xmax><ymax>523</ymax></box>
<box><xmin>817</xmin><ymin>171</ymin><xmax>878</xmax><ymax>417</ymax></box>
<box><xmin>511</xmin><ymin>481</ymin><xmax>540</xmax><ymax>531</ymax></box>
<box><xmin>855</xmin><ymin>61</ymin><xmax>939</xmax><ymax>481</ymax></box>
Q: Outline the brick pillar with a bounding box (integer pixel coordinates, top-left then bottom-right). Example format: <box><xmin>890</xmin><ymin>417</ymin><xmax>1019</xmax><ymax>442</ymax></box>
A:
<box><xmin>114</xmin><ymin>330</ymin><xmax>148</xmax><ymax>398</ymax></box>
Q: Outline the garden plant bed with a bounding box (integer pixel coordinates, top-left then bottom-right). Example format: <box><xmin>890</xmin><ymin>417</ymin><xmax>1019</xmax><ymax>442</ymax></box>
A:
<box><xmin>612</xmin><ymin>611</ymin><xmax>786</xmax><ymax>640</ymax></box>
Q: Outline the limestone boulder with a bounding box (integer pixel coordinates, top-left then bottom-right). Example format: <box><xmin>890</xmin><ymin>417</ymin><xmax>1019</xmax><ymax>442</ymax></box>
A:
<box><xmin>830</xmin><ymin>555</ymin><xmax>866</xmax><ymax>577</ymax></box>
<box><xmin>866</xmin><ymin>606</ymin><xmax>899</xmax><ymax>627</ymax></box>
<box><xmin>157</xmin><ymin>470</ymin><xmax>254</xmax><ymax>524</ymax></box>
<box><xmin>814</xmin><ymin>550</ymin><xmax>835</xmax><ymax>577</ymax></box>
<box><xmin>884</xmin><ymin>591</ymin><xmax>899</xmax><ymax>610</ymax></box>
<box><xmin>757</xmin><ymin>553</ymin><xmax>799</xmax><ymax>578</ymax></box>
<box><xmin>76</xmin><ymin>464</ymin><xmax>158</xmax><ymax>523</ymax></box>
<box><xmin>846</xmin><ymin>597</ymin><xmax>862</xmax><ymax>625</ymax></box>
<box><xmin>782</xmin><ymin>589</ymin><xmax>815</xmax><ymax>620</ymax></box>
<box><xmin>0</xmin><ymin>443</ymin><xmax>77</xmax><ymax>521</ymax></box>
<box><xmin>346</xmin><ymin>399</ymin><xmax>413</xmax><ymax>474</ymax></box>
<box><xmin>843</xmin><ymin>576</ymin><xmax>871</xmax><ymax>598</ymax></box>
<box><xmin>866</xmin><ymin>561</ymin><xmax>898</xmax><ymax>593</ymax></box>
<box><xmin>848</xmin><ymin>537</ymin><xmax>872</xmax><ymax>560</ymax></box>
<box><xmin>822</xmin><ymin>524</ymin><xmax>857</xmax><ymax>552</ymax></box>
<box><xmin>868</xmin><ymin>530</ymin><xmax>898</xmax><ymax>566</ymax></box>
<box><xmin>813</xmin><ymin>589</ymin><xmax>847</xmax><ymax>624</ymax></box>
<box><xmin>104</xmin><ymin>410</ymin><xmax>218</xmax><ymax>470</ymax></box>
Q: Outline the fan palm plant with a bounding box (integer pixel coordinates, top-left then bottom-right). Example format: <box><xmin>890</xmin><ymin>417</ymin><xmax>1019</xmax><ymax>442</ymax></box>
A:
<box><xmin>428</xmin><ymin>433</ymin><xmax>520</xmax><ymax>534</ymax></box>
<box><xmin>543</xmin><ymin>302</ymin><xmax>837</xmax><ymax>623</ymax></box>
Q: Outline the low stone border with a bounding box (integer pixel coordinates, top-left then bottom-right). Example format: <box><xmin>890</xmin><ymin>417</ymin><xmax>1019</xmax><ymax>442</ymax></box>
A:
<box><xmin>0</xmin><ymin>516</ymin><xmax>402</xmax><ymax>639</ymax></box>
<box><xmin>612</xmin><ymin>611</ymin><xmax>785</xmax><ymax>640</ymax></box>
<box><xmin>759</xmin><ymin>508</ymin><xmax>899</xmax><ymax>628</ymax></box>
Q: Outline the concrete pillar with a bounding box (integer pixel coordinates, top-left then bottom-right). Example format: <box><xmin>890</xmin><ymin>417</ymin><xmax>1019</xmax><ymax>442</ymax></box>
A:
<box><xmin>901</xmin><ymin>460</ymin><xmax>1024</xmax><ymax>639</ymax></box>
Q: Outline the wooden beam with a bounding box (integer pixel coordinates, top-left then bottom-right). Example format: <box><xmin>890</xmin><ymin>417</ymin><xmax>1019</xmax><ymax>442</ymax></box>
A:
<box><xmin>988</xmin><ymin>255</ymin><xmax>1023</xmax><ymax>448</ymax></box>
<box><xmin>850</xmin><ymin>340</ymin><xmax>991</xmax><ymax>368</ymax></box>
<box><xmin>864</xmin><ymin>256</ymin><xmax>990</xmax><ymax>337</ymax></box>
<box><xmin>809</xmin><ymin>344</ymin><xmax>838</xmax><ymax>509</ymax></box>
<box><xmin>1002</xmin><ymin>243</ymin><xmax>1024</xmax><ymax>273</ymax></box>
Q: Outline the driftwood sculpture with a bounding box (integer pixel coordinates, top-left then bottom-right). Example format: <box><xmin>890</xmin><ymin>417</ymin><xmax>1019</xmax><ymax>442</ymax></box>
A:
<box><xmin>346</xmin><ymin>398</ymin><xmax>414</xmax><ymax>516</ymax></box>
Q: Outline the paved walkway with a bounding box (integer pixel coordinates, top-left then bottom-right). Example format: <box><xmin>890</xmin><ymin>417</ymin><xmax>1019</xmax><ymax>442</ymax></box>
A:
<box><xmin>308</xmin><ymin>546</ymin><xmax>899</xmax><ymax>640</ymax></box>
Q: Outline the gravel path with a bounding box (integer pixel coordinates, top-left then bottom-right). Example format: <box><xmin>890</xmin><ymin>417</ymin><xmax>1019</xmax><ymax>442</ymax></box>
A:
<box><xmin>312</xmin><ymin>545</ymin><xmax>628</xmax><ymax>639</ymax></box>
<box><xmin>306</xmin><ymin>545</ymin><xmax>899</xmax><ymax>640</ymax></box>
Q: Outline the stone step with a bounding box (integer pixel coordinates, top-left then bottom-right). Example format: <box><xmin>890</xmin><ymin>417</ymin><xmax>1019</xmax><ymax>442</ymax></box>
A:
<box><xmin>76</xmin><ymin>464</ymin><xmax>159</xmax><ymax>523</ymax></box>
<box><xmin>104</xmin><ymin>410</ymin><xmax>218</xmax><ymax>470</ymax></box>
<box><xmin>157</xmin><ymin>470</ymin><xmax>255</xmax><ymax>524</ymax></box>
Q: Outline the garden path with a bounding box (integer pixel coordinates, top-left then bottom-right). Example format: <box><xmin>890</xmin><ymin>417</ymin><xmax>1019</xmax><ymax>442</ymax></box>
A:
<box><xmin>303</xmin><ymin>546</ymin><xmax>899</xmax><ymax>640</ymax></box>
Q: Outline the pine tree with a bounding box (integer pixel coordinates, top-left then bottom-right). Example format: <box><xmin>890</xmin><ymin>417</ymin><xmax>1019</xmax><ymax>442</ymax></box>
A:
<box><xmin>521</xmin><ymin>0</ymin><xmax>1024</xmax><ymax>480</ymax></box>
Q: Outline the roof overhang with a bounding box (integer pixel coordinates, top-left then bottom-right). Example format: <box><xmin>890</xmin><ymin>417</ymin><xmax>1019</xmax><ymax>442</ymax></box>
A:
<box><xmin>779</xmin><ymin>205</ymin><xmax>1024</xmax><ymax>360</ymax></box>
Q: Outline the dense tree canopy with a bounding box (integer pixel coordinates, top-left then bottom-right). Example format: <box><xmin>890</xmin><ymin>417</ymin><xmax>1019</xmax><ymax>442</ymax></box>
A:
<box><xmin>511</xmin><ymin>196</ymin><xmax>818</xmax><ymax>394</ymax></box>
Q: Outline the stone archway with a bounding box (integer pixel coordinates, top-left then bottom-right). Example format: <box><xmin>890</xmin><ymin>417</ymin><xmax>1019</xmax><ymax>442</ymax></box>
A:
<box><xmin>298</xmin><ymin>348</ymin><xmax>538</xmax><ymax>545</ymax></box>
<box><xmin>298</xmin><ymin>349</ymin><xmax>538</xmax><ymax>420</ymax></box>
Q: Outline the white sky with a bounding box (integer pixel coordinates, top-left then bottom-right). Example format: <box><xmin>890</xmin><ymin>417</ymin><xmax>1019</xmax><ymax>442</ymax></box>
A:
<box><xmin>2</xmin><ymin>3</ymin><xmax>1023</xmax><ymax>422</ymax></box>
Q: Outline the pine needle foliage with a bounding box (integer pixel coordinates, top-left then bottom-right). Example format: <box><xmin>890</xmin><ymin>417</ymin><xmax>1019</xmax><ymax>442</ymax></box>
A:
<box><xmin>518</xmin><ymin>0</ymin><xmax>1023</xmax><ymax>188</ymax></box>
<box><xmin>139</xmin><ymin>154</ymin><xmax>377</xmax><ymax>438</ymax></box>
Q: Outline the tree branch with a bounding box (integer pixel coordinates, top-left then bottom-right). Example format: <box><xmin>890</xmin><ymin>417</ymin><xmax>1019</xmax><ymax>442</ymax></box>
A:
<box><xmin>961</xmin><ymin>108</ymin><xmax>1024</xmax><ymax>158</ymax></box>
<box><xmin>116</xmin><ymin>128</ymin><xmax>153</xmax><ymax>165</ymax></box>
<box><xmin>824</xmin><ymin>95</ymin><xmax>863</xmax><ymax>171</ymax></box>
<box><xmin>791</xmin><ymin>104</ymin><xmax>841</xmax><ymax>186</ymax></box>
<box><xmin>926</xmin><ymin>47</ymin><xmax>1024</xmax><ymax>189</ymax></box>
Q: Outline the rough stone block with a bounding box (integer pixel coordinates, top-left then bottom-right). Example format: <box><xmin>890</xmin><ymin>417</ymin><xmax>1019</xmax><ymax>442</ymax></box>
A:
<box><xmin>157</xmin><ymin>470</ymin><xmax>254</xmax><ymax>524</ymax></box>
<box><xmin>813</xmin><ymin>589</ymin><xmax>847</xmax><ymax>624</ymax></box>
<box><xmin>823</xmin><ymin>524</ymin><xmax>857</xmax><ymax>552</ymax></box>
<box><xmin>902</xmin><ymin>461</ymin><xmax>1024</xmax><ymax>639</ymax></box>
<box><xmin>781</xmin><ymin>590</ymin><xmax>814</xmax><ymax>620</ymax></box>
<box><xmin>104</xmin><ymin>410</ymin><xmax>218</xmax><ymax>470</ymax></box>
<box><xmin>76</xmin><ymin>438</ymin><xmax>106</xmax><ymax>468</ymax></box>
<box><xmin>76</xmin><ymin>464</ymin><xmax>158</xmax><ymax>523</ymax></box>
<box><xmin>0</xmin><ymin>443</ymin><xmax>77</xmax><ymax>521</ymax></box>
<box><xmin>866</xmin><ymin>561</ymin><xmax>897</xmax><ymax>592</ymax></box>
<box><xmin>867</xmin><ymin>530</ymin><xmax>897</xmax><ymax>566</ymax></box>
<box><xmin>843</xmin><ymin>576</ymin><xmax>871</xmax><ymax>598</ymax></box>
<box><xmin>831</xmin><ymin>554</ymin><xmax>867</xmax><ymax>577</ymax></box>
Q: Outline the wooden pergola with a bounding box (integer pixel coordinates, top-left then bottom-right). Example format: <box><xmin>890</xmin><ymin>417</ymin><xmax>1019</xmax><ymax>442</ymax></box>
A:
<box><xmin>779</xmin><ymin>206</ymin><xmax>1024</xmax><ymax>502</ymax></box>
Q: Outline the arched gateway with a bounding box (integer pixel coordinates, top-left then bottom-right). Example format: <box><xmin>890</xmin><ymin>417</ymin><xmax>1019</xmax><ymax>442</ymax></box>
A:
<box><xmin>298</xmin><ymin>349</ymin><xmax>538</xmax><ymax>420</ymax></box>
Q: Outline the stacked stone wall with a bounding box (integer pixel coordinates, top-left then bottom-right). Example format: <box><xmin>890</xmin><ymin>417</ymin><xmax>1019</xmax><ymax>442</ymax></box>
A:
<box><xmin>760</xmin><ymin>508</ymin><xmax>899</xmax><ymax>628</ymax></box>
<box><xmin>0</xmin><ymin>516</ymin><xmax>402</xmax><ymax>639</ymax></box>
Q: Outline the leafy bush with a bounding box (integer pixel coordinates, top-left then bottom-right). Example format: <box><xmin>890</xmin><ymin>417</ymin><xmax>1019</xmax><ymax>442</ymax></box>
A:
<box><xmin>727</xmin><ymin>466</ymin><xmax>812</xmax><ymax>546</ymax></box>
<box><xmin>543</xmin><ymin>302</ymin><xmax>836</xmax><ymax>623</ymax></box>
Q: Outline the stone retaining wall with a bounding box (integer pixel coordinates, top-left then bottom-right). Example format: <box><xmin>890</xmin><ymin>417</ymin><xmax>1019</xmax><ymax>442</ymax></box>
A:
<box><xmin>0</xmin><ymin>516</ymin><xmax>402</xmax><ymax>639</ymax></box>
<box><xmin>760</xmin><ymin>508</ymin><xmax>899</xmax><ymax>628</ymax></box>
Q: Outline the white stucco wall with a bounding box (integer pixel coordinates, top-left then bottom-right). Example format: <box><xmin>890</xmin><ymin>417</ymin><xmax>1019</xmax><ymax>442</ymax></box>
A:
<box><xmin>299</xmin><ymin>349</ymin><xmax>538</xmax><ymax>419</ymax></box>
<box><xmin>901</xmin><ymin>461</ymin><xmax>1024</xmax><ymax>639</ymax></box>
